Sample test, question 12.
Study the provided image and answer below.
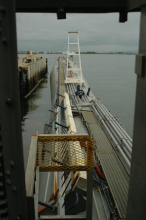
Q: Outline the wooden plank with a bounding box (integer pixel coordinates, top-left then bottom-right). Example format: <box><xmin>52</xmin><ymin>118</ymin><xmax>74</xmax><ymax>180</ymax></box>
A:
<box><xmin>25</xmin><ymin>133</ymin><xmax>38</xmax><ymax>196</ymax></box>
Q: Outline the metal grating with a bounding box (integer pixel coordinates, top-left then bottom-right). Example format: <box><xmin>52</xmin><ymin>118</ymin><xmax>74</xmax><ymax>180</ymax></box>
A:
<box><xmin>82</xmin><ymin>111</ymin><xmax>129</xmax><ymax>219</ymax></box>
<box><xmin>36</xmin><ymin>134</ymin><xmax>93</xmax><ymax>172</ymax></box>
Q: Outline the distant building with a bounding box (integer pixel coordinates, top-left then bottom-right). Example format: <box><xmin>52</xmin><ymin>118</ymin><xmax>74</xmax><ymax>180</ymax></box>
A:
<box><xmin>57</xmin><ymin>51</ymin><xmax>64</xmax><ymax>54</ymax></box>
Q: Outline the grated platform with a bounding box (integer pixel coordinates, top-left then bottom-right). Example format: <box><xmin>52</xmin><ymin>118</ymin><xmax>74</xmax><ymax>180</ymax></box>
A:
<box><xmin>82</xmin><ymin>111</ymin><xmax>129</xmax><ymax>219</ymax></box>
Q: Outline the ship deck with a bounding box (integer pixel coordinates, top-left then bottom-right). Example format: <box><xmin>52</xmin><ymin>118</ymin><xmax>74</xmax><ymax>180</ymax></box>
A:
<box><xmin>63</xmin><ymin>58</ymin><xmax>129</xmax><ymax>219</ymax></box>
<box><xmin>82</xmin><ymin>111</ymin><xmax>129</xmax><ymax>219</ymax></box>
<box><xmin>37</xmin><ymin>57</ymin><xmax>131</xmax><ymax>219</ymax></box>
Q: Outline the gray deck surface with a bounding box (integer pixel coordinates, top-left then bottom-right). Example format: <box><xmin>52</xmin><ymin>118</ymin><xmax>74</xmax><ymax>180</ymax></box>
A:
<box><xmin>82</xmin><ymin>111</ymin><xmax>129</xmax><ymax>219</ymax></box>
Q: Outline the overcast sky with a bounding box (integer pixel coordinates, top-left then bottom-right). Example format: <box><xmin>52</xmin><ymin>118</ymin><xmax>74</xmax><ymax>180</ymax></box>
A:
<box><xmin>16</xmin><ymin>12</ymin><xmax>140</xmax><ymax>52</ymax></box>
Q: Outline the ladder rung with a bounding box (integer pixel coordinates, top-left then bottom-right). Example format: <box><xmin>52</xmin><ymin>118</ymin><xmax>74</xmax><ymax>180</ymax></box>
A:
<box><xmin>68</xmin><ymin>31</ymin><xmax>79</xmax><ymax>33</ymax></box>
<box><xmin>49</xmin><ymin>110</ymin><xmax>56</xmax><ymax>114</ymax></box>
<box><xmin>55</xmin><ymin>122</ymin><xmax>68</xmax><ymax>129</ymax></box>
<box><xmin>46</xmin><ymin>124</ymin><xmax>52</xmax><ymax>128</ymax></box>
<box><xmin>56</xmin><ymin>103</ymin><xmax>66</xmax><ymax>109</ymax></box>
<box><xmin>67</xmin><ymin>53</ymin><xmax>80</xmax><ymax>56</ymax></box>
<box><xmin>56</xmin><ymin>93</ymin><xmax>65</xmax><ymax>98</ymax></box>
<box><xmin>69</xmin><ymin>43</ymin><xmax>78</xmax><ymax>44</ymax></box>
<box><xmin>67</xmin><ymin>68</ymin><xmax>82</xmax><ymax>71</ymax></box>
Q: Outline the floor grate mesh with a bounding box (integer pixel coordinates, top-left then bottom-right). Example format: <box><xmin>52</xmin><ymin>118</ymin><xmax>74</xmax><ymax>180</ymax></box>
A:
<box><xmin>82</xmin><ymin>111</ymin><xmax>129</xmax><ymax>219</ymax></box>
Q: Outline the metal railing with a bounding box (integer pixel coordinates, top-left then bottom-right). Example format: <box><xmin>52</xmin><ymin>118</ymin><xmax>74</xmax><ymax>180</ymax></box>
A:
<box><xmin>36</xmin><ymin>134</ymin><xmax>93</xmax><ymax>172</ymax></box>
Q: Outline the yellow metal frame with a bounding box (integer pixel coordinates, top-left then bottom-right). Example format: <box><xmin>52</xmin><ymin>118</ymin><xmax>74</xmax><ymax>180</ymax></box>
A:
<box><xmin>36</xmin><ymin>134</ymin><xmax>93</xmax><ymax>172</ymax></box>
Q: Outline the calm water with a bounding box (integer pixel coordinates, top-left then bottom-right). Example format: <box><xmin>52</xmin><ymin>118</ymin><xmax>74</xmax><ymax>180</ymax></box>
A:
<box><xmin>19</xmin><ymin>54</ymin><xmax>136</xmax><ymax>169</ymax></box>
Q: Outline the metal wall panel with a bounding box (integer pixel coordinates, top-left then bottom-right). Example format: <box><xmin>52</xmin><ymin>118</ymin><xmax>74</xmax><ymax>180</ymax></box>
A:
<box><xmin>127</xmin><ymin>6</ymin><xmax>146</xmax><ymax>220</ymax></box>
<box><xmin>0</xmin><ymin>1</ymin><xmax>28</xmax><ymax>219</ymax></box>
<box><xmin>15</xmin><ymin>0</ymin><xmax>141</xmax><ymax>13</ymax></box>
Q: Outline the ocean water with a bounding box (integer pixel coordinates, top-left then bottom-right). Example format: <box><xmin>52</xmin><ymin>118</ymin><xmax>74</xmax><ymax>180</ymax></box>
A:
<box><xmin>19</xmin><ymin>54</ymin><xmax>136</xmax><ymax>169</ymax></box>
<box><xmin>81</xmin><ymin>54</ymin><xmax>136</xmax><ymax>138</ymax></box>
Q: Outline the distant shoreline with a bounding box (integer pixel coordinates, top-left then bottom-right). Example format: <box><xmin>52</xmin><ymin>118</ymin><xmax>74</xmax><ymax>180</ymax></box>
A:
<box><xmin>18</xmin><ymin>52</ymin><xmax>137</xmax><ymax>55</ymax></box>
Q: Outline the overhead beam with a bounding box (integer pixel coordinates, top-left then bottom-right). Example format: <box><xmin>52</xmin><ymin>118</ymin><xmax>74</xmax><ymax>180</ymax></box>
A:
<box><xmin>128</xmin><ymin>0</ymin><xmax>146</xmax><ymax>11</ymax></box>
<box><xmin>15</xmin><ymin>0</ymin><xmax>140</xmax><ymax>13</ymax></box>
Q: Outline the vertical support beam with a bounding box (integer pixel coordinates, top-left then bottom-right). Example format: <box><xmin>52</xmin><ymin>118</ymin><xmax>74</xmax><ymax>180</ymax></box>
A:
<box><xmin>27</xmin><ymin>66</ymin><xmax>31</xmax><ymax>92</ymax></box>
<box><xmin>66</xmin><ymin>33</ymin><xmax>69</xmax><ymax>78</ymax></box>
<box><xmin>127</xmin><ymin>6</ymin><xmax>146</xmax><ymax>220</ymax></box>
<box><xmin>77</xmin><ymin>33</ymin><xmax>82</xmax><ymax>79</ymax></box>
<box><xmin>56</xmin><ymin>80</ymin><xmax>65</xmax><ymax>215</ymax></box>
<box><xmin>0</xmin><ymin>1</ymin><xmax>28</xmax><ymax>219</ymax></box>
<box><xmin>86</xmin><ymin>171</ymin><xmax>93</xmax><ymax>220</ymax></box>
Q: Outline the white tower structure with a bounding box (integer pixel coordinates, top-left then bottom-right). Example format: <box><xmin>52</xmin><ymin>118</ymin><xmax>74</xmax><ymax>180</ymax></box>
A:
<box><xmin>65</xmin><ymin>31</ymin><xmax>84</xmax><ymax>84</ymax></box>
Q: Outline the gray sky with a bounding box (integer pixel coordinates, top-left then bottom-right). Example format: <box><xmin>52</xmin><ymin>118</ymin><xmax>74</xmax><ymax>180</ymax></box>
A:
<box><xmin>16</xmin><ymin>12</ymin><xmax>140</xmax><ymax>52</ymax></box>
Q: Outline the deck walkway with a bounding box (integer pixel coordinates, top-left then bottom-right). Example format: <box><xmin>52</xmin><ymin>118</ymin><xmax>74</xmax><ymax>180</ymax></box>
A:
<box><xmin>82</xmin><ymin>111</ymin><xmax>129</xmax><ymax>219</ymax></box>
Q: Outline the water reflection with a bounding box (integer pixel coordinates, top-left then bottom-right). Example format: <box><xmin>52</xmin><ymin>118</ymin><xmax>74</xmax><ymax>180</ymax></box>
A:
<box><xmin>20</xmin><ymin>79</ymin><xmax>51</xmax><ymax>169</ymax></box>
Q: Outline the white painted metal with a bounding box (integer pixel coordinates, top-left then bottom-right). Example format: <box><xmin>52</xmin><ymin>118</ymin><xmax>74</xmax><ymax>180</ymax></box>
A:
<box><xmin>93</xmin><ymin>189</ymin><xmax>109</xmax><ymax>220</ymax></box>
<box><xmin>65</xmin><ymin>32</ymin><xmax>84</xmax><ymax>84</ymax></box>
<box><xmin>25</xmin><ymin>132</ymin><xmax>38</xmax><ymax>196</ymax></box>
<box><xmin>93</xmin><ymin>101</ymin><xmax>132</xmax><ymax>156</ymax></box>
<box><xmin>44</xmin><ymin>172</ymin><xmax>50</xmax><ymax>203</ymax></box>
<box><xmin>95</xmin><ymin>100</ymin><xmax>133</xmax><ymax>143</ymax></box>
<box><xmin>64</xmin><ymin>92</ymin><xmax>86</xmax><ymax>166</ymax></box>
<box><xmin>55</xmin><ymin>107</ymin><xmax>65</xmax><ymax>216</ymax></box>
